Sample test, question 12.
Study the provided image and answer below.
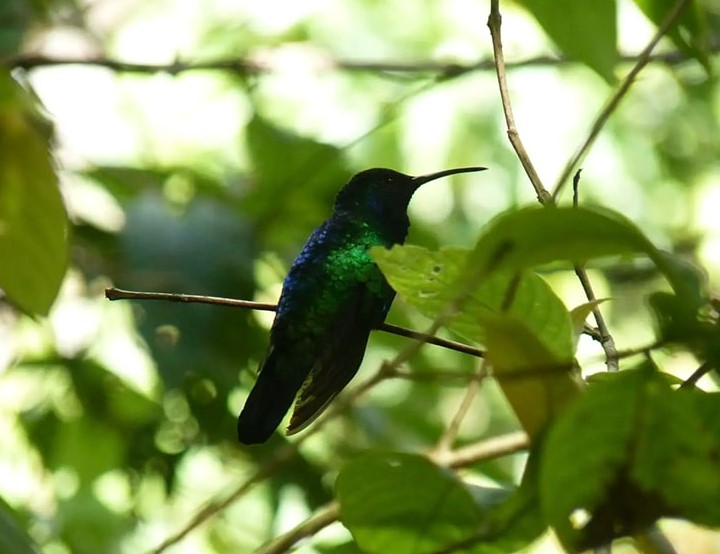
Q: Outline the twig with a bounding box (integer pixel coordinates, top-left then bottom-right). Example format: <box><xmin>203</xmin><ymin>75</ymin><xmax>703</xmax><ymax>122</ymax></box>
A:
<box><xmin>433</xmin><ymin>360</ymin><xmax>489</xmax><ymax>456</ymax></box>
<box><xmin>551</xmin><ymin>0</ymin><xmax>694</xmax><ymax>201</ymax></box>
<box><xmin>258</xmin><ymin>431</ymin><xmax>529</xmax><ymax>554</ymax></box>
<box><xmin>150</xmin><ymin>445</ymin><xmax>298</xmax><ymax>554</ymax></box>
<box><xmin>487</xmin><ymin>1</ymin><xmax>552</xmax><ymax>205</ymax></box>
<box><xmin>256</xmin><ymin>502</ymin><xmax>340</xmax><ymax>554</ymax></box>
<box><xmin>105</xmin><ymin>287</ymin><xmax>484</xmax><ymax>359</ymax></box>
<box><xmin>679</xmin><ymin>361</ymin><xmax>712</xmax><ymax>390</ymax></box>
<box><xmin>612</xmin><ymin>339</ymin><xmax>666</xmax><ymax>361</ymax></box>
<box><xmin>433</xmin><ymin>430</ymin><xmax>528</xmax><ymax>468</ymax></box>
<box><xmin>488</xmin><ymin>1</ymin><xmax>621</xmax><ymax>376</ymax></box>
<box><xmin>5</xmin><ymin>46</ymin><xmax>707</xmax><ymax>76</ymax></box>
<box><xmin>572</xmin><ymin>170</ymin><xmax>619</xmax><ymax>372</ymax></box>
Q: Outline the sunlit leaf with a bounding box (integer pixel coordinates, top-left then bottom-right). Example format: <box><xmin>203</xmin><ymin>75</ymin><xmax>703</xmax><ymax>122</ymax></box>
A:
<box><xmin>0</xmin><ymin>70</ymin><xmax>67</xmax><ymax>315</ymax></box>
<box><xmin>569</xmin><ymin>299</ymin><xmax>607</xmax><ymax>346</ymax></box>
<box><xmin>518</xmin><ymin>0</ymin><xmax>617</xmax><ymax>82</ymax></box>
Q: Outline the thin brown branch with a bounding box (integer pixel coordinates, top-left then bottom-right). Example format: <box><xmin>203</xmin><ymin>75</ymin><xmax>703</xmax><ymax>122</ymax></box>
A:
<box><xmin>433</xmin><ymin>360</ymin><xmax>489</xmax><ymax>456</ymax></box>
<box><xmin>256</xmin><ymin>502</ymin><xmax>340</xmax><ymax>554</ymax></box>
<box><xmin>487</xmin><ymin>1</ymin><xmax>552</xmax><ymax>205</ymax></box>
<box><xmin>5</xmin><ymin>46</ymin><xmax>706</xmax><ymax>76</ymax></box>
<box><xmin>551</xmin><ymin>0</ymin><xmax>694</xmax><ymax>201</ymax></box>
<box><xmin>433</xmin><ymin>430</ymin><xmax>528</xmax><ymax>469</ymax></box>
<box><xmin>487</xmin><ymin>1</ymin><xmax>620</xmax><ymax>376</ymax></box>
<box><xmin>105</xmin><ymin>287</ymin><xmax>484</xmax><ymax>359</ymax></box>
<box><xmin>150</xmin><ymin>445</ymin><xmax>298</xmax><ymax>554</ymax></box>
<box><xmin>679</xmin><ymin>361</ymin><xmax>712</xmax><ymax>390</ymax></box>
<box><xmin>572</xmin><ymin>171</ymin><xmax>618</xmax><ymax>371</ymax></box>
<box><xmin>575</xmin><ymin>267</ymin><xmax>619</xmax><ymax>371</ymax></box>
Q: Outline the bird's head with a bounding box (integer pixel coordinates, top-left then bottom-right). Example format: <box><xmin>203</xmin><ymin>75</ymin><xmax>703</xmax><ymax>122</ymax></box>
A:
<box><xmin>334</xmin><ymin>166</ymin><xmax>486</xmax><ymax>226</ymax></box>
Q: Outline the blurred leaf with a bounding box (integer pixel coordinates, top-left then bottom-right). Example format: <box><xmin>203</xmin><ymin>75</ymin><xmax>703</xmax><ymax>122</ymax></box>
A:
<box><xmin>59</xmin><ymin>490</ymin><xmax>129</xmax><ymax>554</ymax></box>
<box><xmin>315</xmin><ymin>541</ymin><xmax>366</xmax><ymax>554</ymax></box>
<box><xmin>51</xmin><ymin>417</ymin><xmax>125</xmax><ymax>486</ymax></box>
<box><xmin>245</xmin><ymin>114</ymin><xmax>353</xmax><ymax>248</ymax></box>
<box><xmin>633</xmin><ymin>0</ymin><xmax>712</xmax><ymax>73</ymax></box>
<box><xmin>337</xmin><ymin>452</ymin><xmax>480</xmax><ymax>554</ymax></box>
<box><xmin>518</xmin><ymin>0</ymin><xmax>617</xmax><ymax>82</ymax></box>
<box><xmin>337</xmin><ymin>452</ymin><xmax>542</xmax><ymax>554</ymax></box>
<box><xmin>540</xmin><ymin>367</ymin><xmax>720</xmax><ymax>550</ymax></box>
<box><xmin>0</xmin><ymin>498</ymin><xmax>41</xmax><ymax>554</ymax></box>
<box><xmin>0</xmin><ymin>70</ymin><xmax>67</xmax><ymax>315</ymax></box>
<box><xmin>0</xmin><ymin>0</ymin><xmax>45</xmax><ymax>57</ymax></box>
<box><xmin>119</xmin><ymin>191</ymin><xmax>262</xmax><ymax>442</ymax></box>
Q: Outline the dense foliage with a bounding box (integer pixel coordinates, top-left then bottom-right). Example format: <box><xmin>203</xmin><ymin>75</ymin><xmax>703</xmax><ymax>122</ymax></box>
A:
<box><xmin>1</xmin><ymin>0</ymin><xmax>720</xmax><ymax>552</ymax></box>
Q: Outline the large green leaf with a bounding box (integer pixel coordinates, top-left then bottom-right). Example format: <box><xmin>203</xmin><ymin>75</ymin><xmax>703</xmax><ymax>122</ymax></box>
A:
<box><xmin>465</xmin><ymin>206</ymin><xmax>696</xmax><ymax>302</ymax></box>
<box><xmin>0</xmin><ymin>71</ymin><xmax>67</xmax><ymax>315</ymax></box>
<box><xmin>372</xmin><ymin>245</ymin><xmax>581</xmax><ymax>436</ymax></box>
<box><xmin>518</xmin><ymin>0</ymin><xmax>617</xmax><ymax>82</ymax></box>
<box><xmin>336</xmin><ymin>452</ymin><xmax>542</xmax><ymax>554</ymax></box>
<box><xmin>466</xmin><ymin>206</ymin><xmax>652</xmax><ymax>276</ymax></box>
<box><xmin>540</xmin><ymin>367</ymin><xmax>720</xmax><ymax>550</ymax></box>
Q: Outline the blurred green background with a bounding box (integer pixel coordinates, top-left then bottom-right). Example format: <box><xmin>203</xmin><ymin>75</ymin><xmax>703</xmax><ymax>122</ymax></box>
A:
<box><xmin>2</xmin><ymin>0</ymin><xmax>720</xmax><ymax>552</ymax></box>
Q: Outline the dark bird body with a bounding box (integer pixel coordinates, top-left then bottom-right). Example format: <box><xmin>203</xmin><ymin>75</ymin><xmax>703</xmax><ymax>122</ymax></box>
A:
<box><xmin>237</xmin><ymin>166</ymin><xmax>485</xmax><ymax>445</ymax></box>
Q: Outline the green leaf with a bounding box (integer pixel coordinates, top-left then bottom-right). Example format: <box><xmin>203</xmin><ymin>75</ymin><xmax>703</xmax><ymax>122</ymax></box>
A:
<box><xmin>372</xmin><ymin>246</ymin><xmax>573</xmax><ymax>357</ymax></box>
<box><xmin>337</xmin><ymin>452</ymin><xmax>482</xmax><ymax>554</ymax></box>
<box><xmin>540</xmin><ymin>368</ymin><xmax>655</xmax><ymax>549</ymax></box>
<box><xmin>518</xmin><ymin>0</ymin><xmax>617</xmax><ymax>82</ymax></box>
<box><xmin>482</xmin><ymin>313</ymin><xmax>583</xmax><ymax>437</ymax></box>
<box><xmin>51</xmin><ymin>418</ymin><xmax>125</xmax><ymax>485</ymax></box>
<box><xmin>540</xmin><ymin>367</ymin><xmax>720</xmax><ymax>550</ymax></box>
<box><xmin>632</xmin><ymin>0</ymin><xmax>711</xmax><ymax>74</ymax></box>
<box><xmin>466</xmin><ymin>206</ymin><xmax>653</xmax><ymax>277</ymax></box>
<box><xmin>569</xmin><ymin>299</ymin><xmax>607</xmax><ymax>346</ymax></box>
<box><xmin>465</xmin><ymin>206</ymin><xmax>696</xmax><ymax>302</ymax></box>
<box><xmin>632</xmin><ymin>388</ymin><xmax>720</xmax><ymax>526</ymax></box>
<box><xmin>0</xmin><ymin>70</ymin><xmax>68</xmax><ymax>315</ymax></box>
<box><xmin>336</xmin><ymin>452</ymin><xmax>542</xmax><ymax>554</ymax></box>
<box><xmin>0</xmin><ymin>498</ymin><xmax>42</xmax><ymax>554</ymax></box>
<box><xmin>372</xmin><ymin>245</ymin><xmax>581</xmax><ymax>436</ymax></box>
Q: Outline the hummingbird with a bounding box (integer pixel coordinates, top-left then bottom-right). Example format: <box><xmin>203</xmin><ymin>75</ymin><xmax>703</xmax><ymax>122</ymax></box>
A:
<box><xmin>237</xmin><ymin>166</ymin><xmax>486</xmax><ymax>444</ymax></box>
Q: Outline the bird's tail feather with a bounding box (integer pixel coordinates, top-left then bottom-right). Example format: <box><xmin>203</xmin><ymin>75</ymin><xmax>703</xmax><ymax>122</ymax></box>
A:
<box><xmin>237</xmin><ymin>349</ymin><xmax>307</xmax><ymax>445</ymax></box>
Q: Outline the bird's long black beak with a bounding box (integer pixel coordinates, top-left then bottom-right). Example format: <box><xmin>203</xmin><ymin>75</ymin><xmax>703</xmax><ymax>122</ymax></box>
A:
<box><xmin>412</xmin><ymin>166</ymin><xmax>487</xmax><ymax>187</ymax></box>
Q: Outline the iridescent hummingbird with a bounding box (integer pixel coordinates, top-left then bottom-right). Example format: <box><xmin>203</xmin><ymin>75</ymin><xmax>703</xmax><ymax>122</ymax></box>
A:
<box><xmin>237</xmin><ymin>166</ymin><xmax>485</xmax><ymax>444</ymax></box>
